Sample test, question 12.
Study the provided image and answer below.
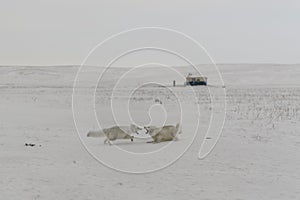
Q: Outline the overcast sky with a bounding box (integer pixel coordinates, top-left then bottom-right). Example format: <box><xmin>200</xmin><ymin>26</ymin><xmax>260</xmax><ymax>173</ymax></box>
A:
<box><xmin>0</xmin><ymin>0</ymin><xmax>299</xmax><ymax>65</ymax></box>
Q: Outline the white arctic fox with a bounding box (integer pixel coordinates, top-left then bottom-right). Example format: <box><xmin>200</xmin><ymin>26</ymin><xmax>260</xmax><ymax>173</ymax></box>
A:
<box><xmin>87</xmin><ymin>124</ymin><xmax>142</xmax><ymax>145</ymax></box>
<box><xmin>144</xmin><ymin>123</ymin><xmax>181</xmax><ymax>143</ymax></box>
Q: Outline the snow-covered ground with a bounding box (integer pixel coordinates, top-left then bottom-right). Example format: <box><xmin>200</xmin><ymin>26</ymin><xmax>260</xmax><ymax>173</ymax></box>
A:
<box><xmin>0</xmin><ymin>64</ymin><xmax>299</xmax><ymax>199</ymax></box>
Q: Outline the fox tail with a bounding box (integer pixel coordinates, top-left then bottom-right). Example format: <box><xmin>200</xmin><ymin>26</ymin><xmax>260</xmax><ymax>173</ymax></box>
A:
<box><xmin>87</xmin><ymin>130</ymin><xmax>105</xmax><ymax>137</ymax></box>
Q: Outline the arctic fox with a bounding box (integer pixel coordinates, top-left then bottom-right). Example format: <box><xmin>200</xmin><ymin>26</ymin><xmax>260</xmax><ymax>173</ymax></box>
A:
<box><xmin>87</xmin><ymin>124</ymin><xmax>142</xmax><ymax>145</ymax></box>
<box><xmin>144</xmin><ymin>123</ymin><xmax>181</xmax><ymax>143</ymax></box>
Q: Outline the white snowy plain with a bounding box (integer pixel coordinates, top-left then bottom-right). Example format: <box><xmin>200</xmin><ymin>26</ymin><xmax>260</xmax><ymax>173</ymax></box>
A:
<box><xmin>0</xmin><ymin>64</ymin><xmax>299</xmax><ymax>200</ymax></box>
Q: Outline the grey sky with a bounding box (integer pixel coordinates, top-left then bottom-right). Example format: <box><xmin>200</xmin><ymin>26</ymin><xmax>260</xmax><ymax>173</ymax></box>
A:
<box><xmin>0</xmin><ymin>0</ymin><xmax>299</xmax><ymax>65</ymax></box>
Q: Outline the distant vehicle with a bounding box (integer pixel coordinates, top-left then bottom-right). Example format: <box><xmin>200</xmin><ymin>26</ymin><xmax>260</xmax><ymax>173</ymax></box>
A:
<box><xmin>185</xmin><ymin>74</ymin><xmax>207</xmax><ymax>86</ymax></box>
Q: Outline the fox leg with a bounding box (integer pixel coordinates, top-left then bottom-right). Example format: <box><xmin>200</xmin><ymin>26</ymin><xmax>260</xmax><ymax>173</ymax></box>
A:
<box><xmin>147</xmin><ymin>135</ymin><xmax>160</xmax><ymax>143</ymax></box>
<box><xmin>104</xmin><ymin>138</ymin><xmax>112</xmax><ymax>145</ymax></box>
<box><xmin>148</xmin><ymin>138</ymin><xmax>159</xmax><ymax>143</ymax></box>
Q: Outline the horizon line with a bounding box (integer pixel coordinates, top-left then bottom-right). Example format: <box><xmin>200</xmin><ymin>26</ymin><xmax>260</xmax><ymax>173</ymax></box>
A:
<box><xmin>0</xmin><ymin>62</ymin><xmax>299</xmax><ymax>67</ymax></box>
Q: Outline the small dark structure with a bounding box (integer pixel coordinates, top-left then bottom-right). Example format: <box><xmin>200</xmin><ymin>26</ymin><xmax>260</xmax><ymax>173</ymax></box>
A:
<box><xmin>186</xmin><ymin>74</ymin><xmax>207</xmax><ymax>86</ymax></box>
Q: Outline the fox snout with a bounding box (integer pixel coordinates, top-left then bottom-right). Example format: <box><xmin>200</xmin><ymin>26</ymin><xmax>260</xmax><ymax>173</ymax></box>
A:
<box><xmin>130</xmin><ymin>136</ymin><xmax>134</xmax><ymax>142</ymax></box>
